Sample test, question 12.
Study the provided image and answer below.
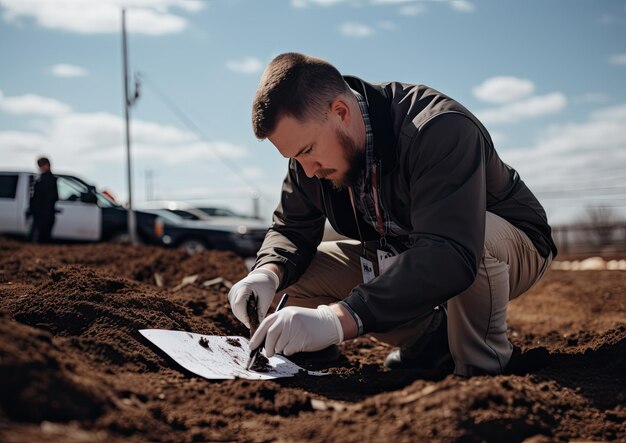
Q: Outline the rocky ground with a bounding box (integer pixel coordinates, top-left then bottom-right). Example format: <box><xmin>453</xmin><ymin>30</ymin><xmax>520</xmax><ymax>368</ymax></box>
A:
<box><xmin>0</xmin><ymin>238</ymin><xmax>624</xmax><ymax>442</ymax></box>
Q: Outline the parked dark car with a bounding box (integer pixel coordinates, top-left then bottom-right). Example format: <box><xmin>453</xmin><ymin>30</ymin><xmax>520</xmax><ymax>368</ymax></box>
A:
<box><xmin>144</xmin><ymin>209</ymin><xmax>267</xmax><ymax>256</ymax></box>
<box><xmin>196</xmin><ymin>206</ymin><xmax>256</xmax><ymax>219</ymax></box>
<box><xmin>137</xmin><ymin>201</ymin><xmax>266</xmax><ymax>227</ymax></box>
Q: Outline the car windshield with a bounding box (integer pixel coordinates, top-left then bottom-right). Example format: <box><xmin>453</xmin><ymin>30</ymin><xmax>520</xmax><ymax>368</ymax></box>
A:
<box><xmin>197</xmin><ymin>207</ymin><xmax>242</xmax><ymax>217</ymax></box>
<box><xmin>56</xmin><ymin>176</ymin><xmax>88</xmax><ymax>202</ymax></box>
<box><xmin>144</xmin><ymin>209</ymin><xmax>185</xmax><ymax>225</ymax></box>
<box><xmin>95</xmin><ymin>193</ymin><xmax>117</xmax><ymax>208</ymax></box>
<box><xmin>169</xmin><ymin>209</ymin><xmax>205</xmax><ymax>220</ymax></box>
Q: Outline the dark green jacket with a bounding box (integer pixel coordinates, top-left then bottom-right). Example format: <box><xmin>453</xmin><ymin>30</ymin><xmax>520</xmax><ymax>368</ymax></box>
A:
<box><xmin>254</xmin><ymin>76</ymin><xmax>557</xmax><ymax>334</ymax></box>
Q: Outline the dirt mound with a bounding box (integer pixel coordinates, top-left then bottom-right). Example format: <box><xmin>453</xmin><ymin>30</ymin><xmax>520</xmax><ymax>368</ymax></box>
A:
<box><xmin>0</xmin><ymin>238</ymin><xmax>624</xmax><ymax>442</ymax></box>
<box><xmin>0</xmin><ymin>238</ymin><xmax>248</xmax><ymax>288</ymax></box>
<box><xmin>0</xmin><ymin>315</ymin><xmax>108</xmax><ymax>423</ymax></box>
<box><xmin>11</xmin><ymin>265</ymin><xmax>212</xmax><ymax>370</ymax></box>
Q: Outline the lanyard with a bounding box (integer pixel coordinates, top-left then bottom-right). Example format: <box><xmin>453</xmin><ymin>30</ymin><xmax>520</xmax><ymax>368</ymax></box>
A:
<box><xmin>348</xmin><ymin>187</ymin><xmax>367</xmax><ymax>256</ymax></box>
<box><xmin>348</xmin><ymin>161</ymin><xmax>387</xmax><ymax>254</ymax></box>
<box><xmin>370</xmin><ymin>162</ymin><xmax>386</xmax><ymax>241</ymax></box>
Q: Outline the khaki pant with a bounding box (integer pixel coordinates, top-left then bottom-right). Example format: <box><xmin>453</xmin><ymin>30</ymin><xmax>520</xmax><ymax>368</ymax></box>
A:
<box><xmin>281</xmin><ymin>212</ymin><xmax>552</xmax><ymax>376</ymax></box>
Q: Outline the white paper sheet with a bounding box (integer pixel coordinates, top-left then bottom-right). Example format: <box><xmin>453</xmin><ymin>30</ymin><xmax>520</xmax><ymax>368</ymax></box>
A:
<box><xmin>139</xmin><ymin>329</ymin><xmax>326</xmax><ymax>380</ymax></box>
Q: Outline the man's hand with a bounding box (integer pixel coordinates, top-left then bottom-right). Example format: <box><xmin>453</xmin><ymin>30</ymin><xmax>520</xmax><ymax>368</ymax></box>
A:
<box><xmin>249</xmin><ymin>305</ymin><xmax>344</xmax><ymax>357</ymax></box>
<box><xmin>228</xmin><ymin>268</ymin><xmax>280</xmax><ymax>328</ymax></box>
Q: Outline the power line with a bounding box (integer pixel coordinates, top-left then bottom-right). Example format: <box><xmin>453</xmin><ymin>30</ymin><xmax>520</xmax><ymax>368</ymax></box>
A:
<box><xmin>141</xmin><ymin>79</ymin><xmax>626</xmax><ymax>201</ymax></box>
<box><xmin>534</xmin><ymin>185</ymin><xmax>626</xmax><ymax>196</ymax></box>
<box><xmin>539</xmin><ymin>195</ymin><xmax>626</xmax><ymax>202</ymax></box>
<box><xmin>538</xmin><ymin>174</ymin><xmax>626</xmax><ymax>187</ymax></box>
<box><xmin>540</xmin><ymin>199</ymin><xmax>626</xmax><ymax>206</ymax></box>
<box><xmin>140</xmin><ymin>74</ymin><xmax>274</xmax><ymax>203</ymax></box>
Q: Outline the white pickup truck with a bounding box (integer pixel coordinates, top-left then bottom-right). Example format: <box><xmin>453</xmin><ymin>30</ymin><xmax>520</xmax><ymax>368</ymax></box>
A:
<box><xmin>0</xmin><ymin>171</ymin><xmax>158</xmax><ymax>243</ymax></box>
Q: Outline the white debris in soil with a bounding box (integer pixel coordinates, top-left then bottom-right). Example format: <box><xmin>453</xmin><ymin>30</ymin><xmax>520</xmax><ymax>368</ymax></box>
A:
<box><xmin>551</xmin><ymin>257</ymin><xmax>626</xmax><ymax>271</ymax></box>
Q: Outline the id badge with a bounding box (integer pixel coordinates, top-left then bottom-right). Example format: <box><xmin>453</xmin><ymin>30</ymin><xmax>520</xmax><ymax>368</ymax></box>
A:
<box><xmin>377</xmin><ymin>249</ymin><xmax>399</xmax><ymax>275</ymax></box>
<box><xmin>360</xmin><ymin>256</ymin><xmax>376</xmax><ymax>283</ymax></box>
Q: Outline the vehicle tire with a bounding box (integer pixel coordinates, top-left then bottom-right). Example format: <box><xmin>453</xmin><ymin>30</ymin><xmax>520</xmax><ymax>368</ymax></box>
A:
<box><xmin>109</xmin><ymin>232</ymin><xmax>131</xmax><ymax>244</ymax></box>
<box><xmin>178</xmin><ymin>238</ymin><xmax>209</xmax><ymax>254</ymax></box>
<box><xmin>109</xmin><ymin>231</ymin><xmax>146</xmax><ymax>244</ymax></box>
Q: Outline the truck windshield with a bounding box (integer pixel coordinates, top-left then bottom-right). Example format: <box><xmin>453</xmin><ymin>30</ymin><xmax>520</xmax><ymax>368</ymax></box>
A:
<box><xmin>95</xmin><ymin>192</ymin><xmax>117</xmax><ymax>208</ymax></box>
<box><xmin>57</xmin><ymin>175</ymin><xmax>117</xmax><ymax>208</ymax></box>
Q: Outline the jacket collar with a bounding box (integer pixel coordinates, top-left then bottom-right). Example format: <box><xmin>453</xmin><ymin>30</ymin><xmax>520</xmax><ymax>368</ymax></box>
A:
<box><xmin>344</xmin><ymin>75</ymin><xmax>398</xmax><ymax>175</ymax></box>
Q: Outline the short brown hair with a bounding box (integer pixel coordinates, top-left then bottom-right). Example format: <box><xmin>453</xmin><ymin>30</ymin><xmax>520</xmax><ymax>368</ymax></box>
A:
<box><xmin>36</xmin><ymin>157</ymin><xmax>50</xmax><ymax>168</ymax></box>
<box><xmin>252</xmin><ymin>53</ymin><xmax>350</xmax><ymax>139</ymax></box>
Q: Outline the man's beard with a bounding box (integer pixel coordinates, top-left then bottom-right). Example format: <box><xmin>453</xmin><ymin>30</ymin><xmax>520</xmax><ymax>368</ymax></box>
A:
<box><xmin>317</xmin><ymin>129</ymin><xmax>365</xmax><ymax>191</ymax></box>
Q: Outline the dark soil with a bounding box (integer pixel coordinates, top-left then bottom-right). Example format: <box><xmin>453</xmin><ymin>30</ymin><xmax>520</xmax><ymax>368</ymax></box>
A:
<box><xmin>226</xmin><ymin>337</ymin><xmax>242</xmax><ymax>348</ymax></box>
<box><xmin>249</xmin><ymin>353</ymin><xmax>271</xmax><ymax>373</ymax></box>
<box><xmin>0</xmin><ymin>238</ymin><xmax>624</xmax><ymax>442</ymax></box>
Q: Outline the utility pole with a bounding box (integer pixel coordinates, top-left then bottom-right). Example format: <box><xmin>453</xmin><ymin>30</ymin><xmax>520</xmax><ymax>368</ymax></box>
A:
<box><xmin>145</xmin><ymin>169</ymin><xmax>154</xmax><ymax>201</ymax></box>
<box><xmin>251</xmin><ymin>191</ymin><xmax>260</xmax><ymax>219</ymax></box>
<box><xmin>121</xmin><ymin>8</ymin><xmax>140</xmax><ymax>243</ymax></box>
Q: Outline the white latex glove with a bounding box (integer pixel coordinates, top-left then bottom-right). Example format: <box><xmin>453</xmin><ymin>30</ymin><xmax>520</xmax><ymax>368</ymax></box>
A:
<box><xmin>228</xmin><ymin>268</ymin><xmax>280</xmax><ymax>328</ymax></box>
<box><xmin>249</xmin><ymin>305</ymin><xmax>344</xmax><ymax>357</ymax></box>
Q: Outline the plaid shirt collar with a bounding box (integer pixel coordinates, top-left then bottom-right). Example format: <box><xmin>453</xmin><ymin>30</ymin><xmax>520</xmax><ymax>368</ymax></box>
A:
<box><xmin>352</xmin><ymin>88</ymin><xmax>375</xmax><ymax>182</ymax></box>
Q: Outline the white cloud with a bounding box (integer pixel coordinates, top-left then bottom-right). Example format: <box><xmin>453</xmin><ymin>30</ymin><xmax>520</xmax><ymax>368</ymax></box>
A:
<box><xmin>600</xmin><ymin>13</ymin><xmax>626</xmax><ymax>26</ymax></box>
<box><xmin>225</xmin><ymin>57</ymin><xmax>263</xmax><ymax>74</ymax></box>
<box><xmin>489</xmin><ymin>131</ymin><xmax>507</xmax><ymax>146</ymax></box>
<box><xmin>573</xmin><ymin>92</ymin><xmax>609</xmax><ymax>105</ymax></box>
<box><xmin>133</xmin><ymin>140</ymin><xmax>246</xmax><ymax>165</ymax></box>
<box><xmin>340</xmin><ymin>22</ymin><xmax>373</xmax><ymax>37</ymax></box>
<box><xmin>46</xmin><ymin>112</ymin><xmax>246</xmax><ymax>163</ymax></box>
<box><xmin>372</xmin><ymin>0</ymin><xmax>416</xmax><ymax>4</ymax></box>
<box><xmin>290</xmin><ymin>0</ymin><xmax>476</xmax><ymax>12</ymax></box>
<box><xmin>124</xmin><ymin>8</ymin><xmax>187</xmax><ymax>35</ymax></box>
<box><xmin>378</xmin><ymin>20</ymin><xmax>397</xmax><ymax>30</ymax></box>
<box><xmin>449</xmin><ymin>0</ymin><xmax>475</xmax><ymax>13</ymax></box>
<box><xmin>291</xmin><ymin>0</ymin><xmax>346</xmax><ymax>7</ymax></box>
<box><xmin>0</xmin><ymin>93</ymin><xmax>248</xmax><ymax>176</ymax></box>
<box><xmin>476</xmin><ymin>93</ymin><xmax>567</xmax><ymax>125</ymax></box>
<box><xmin>241</xmin><ymin>167</ymin><xmax>265</xmax><ymax>180</ymax></box>
<box><xmin>51</xmin><ymin>64</ymin><xmax>89</xmax><ymax>78</ymax></box>
<box><xmin>312</xmin><ymin>0</ymin><xmax>347</xmax><ymax>5</ymax></box>
<box><xmin>1</xmin><ymin>0</ymin><xmax>204</xmax><ymax>35</ymax></box>
<box><xmin>399</xmin><ymin>4</ymin><xmax>426</xmax><ymax>16</ymax></box>
<box><xmin>590</xmin><ymin>104</ymin><xmax>626</xmax><ymax>121</ymax></box>
<box><xmin>609</xmin><ymin>54</ymin><xmax>626</xmax><ymax>65</ymax></box>
<box><xmin>0</xmin><ymin>131</ymin><xmax>47</xmax><ymax>155</ymax></box>
<box><xmin>473</xmin><ymin>76</ymin><xmax>535</xmax><ymax>104</ymax></box>
<box><xmin>289</xmin><ymin>0</ymin><xmax>478</xmax><ymax>13</ymax></box>
<box><xmin>498</xmin><ymin>103</ymin><xmax>626</xmax><ymax>224</ymax></box>
<box><xmin>0</xmin><ymin>93</ymin><xmax>72</xmax><ymax>116</ymax></box>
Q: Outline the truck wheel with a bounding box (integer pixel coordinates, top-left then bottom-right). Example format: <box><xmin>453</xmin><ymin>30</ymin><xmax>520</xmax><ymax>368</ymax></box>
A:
<box><xmin>109</xmin><ymin>232</ymin><xmax>145</xmax><ymax>244</ymax></box>
<box><xmin>109</xmin><ymin>232</ymin><xmax>131</xmax><ymax>244</ymax></box>
<box><xmin>178</xmin><ymin>238</ymin><xmax>208</xmax><ymax>254</ymax></box>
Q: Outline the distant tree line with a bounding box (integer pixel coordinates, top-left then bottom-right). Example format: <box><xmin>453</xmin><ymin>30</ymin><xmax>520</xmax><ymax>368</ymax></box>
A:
<box><xmin>581</xmin><ymin>205</ymin><xmax>624</xmax><ymax>247</ymax></box>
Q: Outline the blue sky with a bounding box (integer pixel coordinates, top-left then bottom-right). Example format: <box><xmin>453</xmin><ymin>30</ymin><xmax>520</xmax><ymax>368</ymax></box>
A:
<box><xmin>1</xmin><ymin>0</ymin><xmax>625</xmax><ymax>225</ymax></box>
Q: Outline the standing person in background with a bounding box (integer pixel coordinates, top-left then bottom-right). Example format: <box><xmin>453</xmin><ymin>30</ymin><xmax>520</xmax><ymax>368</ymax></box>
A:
<box><xmin>28</xmin><ymin>157</ymin><xmax>58</xmax><ymax>244</ymax></box>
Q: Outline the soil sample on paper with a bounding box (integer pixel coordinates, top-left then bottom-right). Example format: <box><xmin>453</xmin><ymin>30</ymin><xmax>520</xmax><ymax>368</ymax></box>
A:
<box><xmin>249</xmin><ymin>353</ymin><xmax>271</xmax><ymax>372</ymax></box>
<box><xmin>246</xmin><ymin>294</ymin><xmax>260</xmax><ymax>337</ymax></box>
<box><xmin>198</xmin><ymin>337</ymin><xmax>211</xmax><ymax>351</ymax></box>
<box><xmin>226</xmin><ymin>337</ymin><xmax>242</xmax><ymax>348</ymax></box>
